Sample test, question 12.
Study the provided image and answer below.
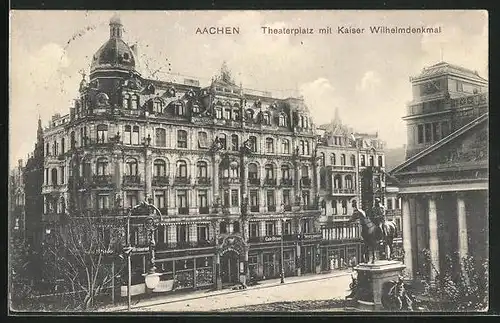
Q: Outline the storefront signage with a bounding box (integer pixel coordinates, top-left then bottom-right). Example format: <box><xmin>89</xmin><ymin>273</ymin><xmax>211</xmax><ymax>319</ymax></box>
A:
<box><xmin>302</xmin><ymin>233</ymin><xmax>323</xmax><ymax>240</ymax></box>
<box><xmin>263</xmin><ymin>235</ymin><xmax>282</xmax><ymax>242</ymax></box>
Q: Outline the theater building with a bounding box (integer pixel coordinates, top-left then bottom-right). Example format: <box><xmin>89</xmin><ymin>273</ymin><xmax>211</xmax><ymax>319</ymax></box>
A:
<box><xmin>391</xmin><ymin>62</ymin><xmax>488</xmax><ymax>281</ymax></box>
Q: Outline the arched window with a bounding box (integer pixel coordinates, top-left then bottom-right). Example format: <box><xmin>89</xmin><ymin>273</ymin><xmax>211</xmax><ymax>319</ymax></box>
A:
<box><xmin>154</xmin><ymin>99</ymin><xmax>162</xmax><ymax>113</ymax></box>
<box><xmin>378</xmin><ymin>156</ymin><xmax>383</xmax><ymax>167</ymax></box>
<box><xmin>332</xmin><ymin>200</ymin><xmax>337</xmax><ymax>215</ymax></box>
<box><xmin>360</xmin><ymin>155</ymin><xmax>366</xmax><ymax>166</ymax></box>
<box><xmin>197</xmin><ymin>161</ymin><xmax>208</xmax><ymax>178</ymax></box>
<box><xmin>175</xmin><ymin>102</ymin><xmax>185</xmax><ymax>116</ymax></box>
<box><xmin>350</xmin><ymin>154</ymin><xmax>356</xmax><ymax>166</ymax></box>
<box><xmin>132</xmin><ymin>126</ymin><xmax>139</xmax><ymax>145</ymax></box>
<box><xmin>70</xmin><ymin>131</ymin><xmax>76</xmax><ymax>149</ymax></box>
<box><xmin>369</xmin><ymin>155</ymin><xmax>374</xmax><ymax>166</ymax></box>
<box><xmin>279</xmin><ymin>114</ymin><xmax>286</xmax><ymax>127</ymax></box>
<box><xmin>300</xmin><ymin>140</ymin><xmax>305</xmax><ymax>155</ymax></box>
<box><xmin>265</xmin><ymin>138</ymin><xmax>274</xmax><ymax>153</ymax></box>
<box><xmin>305</xmin><ymin>141</ymin><xmax>310</xmax><ymax>155</ymax></box>
<box><xmin>246</xmin><ymin>109</ymin><xmax>254</xmax><ymax>121</ymax></box>
<box><xmin>262</xmin><ymin>112</ymin><xmax>270</xmax><ymax>125</ymax></box>
<box><xmin>233</xmin><ymin>109</ymin><xmax>240</xmax><ymax>121</ymax></box>
<box><xmin>215</xmin><ymin>107</ymin><xmax>222</xmax><ymax>119</ymax></box>
<box><xmin>340</xmin><ymin>154</ymin><xmax>346</xmax><ymax>166</ymax></box>
<box><xmin>61</xmin><ymin>138</ymin><xmax>65</xmax><ymax>154</ymax></box>
<box><xmin>130</xmin><ymin>95</ymin><xmax>139</xmax><ymax>110</ymax></box>
<box><xmin>123</xmin><ymin>93</ymin><xmax>130</xmax><ymax>109</ymax></box>
<box><xmin>334</xmin><ymin>174</ymin><xmax>342</xmax><ymax>189</ymax></box>
<box><xmin>51</xmin><ymin>168</ymin><xmax>58</xmax><ymax>185</ymax></box>
<box><xmin>281</xmin><ymin>139</ymin><xmax>290</xmax><ymax>154</ymax></box>
<box><xmin>177</xmin><ymin>130</ymin><xmax>188</xmax><ymax>148</ymax></box>
<box><xmin>96</xmin><ymin>158</ymin><xmax>108</xmax><ymax>175</ymax></box>
<box><xmin>320</xmin><ymin>152</ymin><xmax>325</xmax><ymax>167</ymax></box>
<box><xmin>231</xmin><ymin>134</ymin><xmax>239</xmax><ymax>151</ymax></box>
<box><xmin>345</xmin><ymin>175</ymin><xmax>353</xmax><ymax>189</ymax></box>
<box><xmin>281</xmin><ymin>164</ymin><xmax>290</xmax><ymax>179</ymax></box>
<box><xmin>265</xmin><ymin>164</ymin><xmax>274</xmax><ymax>179</ymax></box>
<box><xmin>219</xmin><ymin>134</ymin><xmax>227</xmax><ymax>150</ymax></box>
<box><xmin>249</xmin><ymin>136</ymin><xmax>257</xmax><ymax>152</ymax></box>
<box><xmin>155</xmin><ymin>128</ymin><xmax>166</xmax><ymax>147</ymax></box>
<box><xmin>198</xmin><ymin>131</ymin><xmax>208</xmax><ymax>149</ymax></box>
<box><xmin>177</xmin><ymin>160</ymin><xmax>188</xmax><ymax>178</ymax></box>
<box><xmin>154</xmin><ymin>159</ymin><xmax>166</xmax><ymax>177</ymax></box>
<box><xmin>331</xmin><ymin>153</ymin><xmax>336</xmax><ymax>165</ymax></box>
<box><xmin>248</xmin><ymin>163</ymin><xmax>258</xmax><ymax>179</ymax></box>
<box><xmin>124</xmin><ymin>125</ymin><xmax>131</xmax><ymax>144</ymax></box>
<box><xmin>97</xmin><ymin>124</ymin><xmax>108</xmax><ymax>143</ymax></box>
<box><xmin>125</xmin><ymin>158</ymin><xmax>138</xmax><ymax>176</ymax></box>
<box><xmin>224</xmin><ymin>107</ymin><xmax>231</xmax><ymax>120</ymax></box>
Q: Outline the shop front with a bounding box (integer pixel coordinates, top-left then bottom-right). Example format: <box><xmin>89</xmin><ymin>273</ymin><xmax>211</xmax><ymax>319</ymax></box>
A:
<box><xmin>321</xmin><ymin>242</ymin><xmax>362</xmax><ymax>272</ymax></box>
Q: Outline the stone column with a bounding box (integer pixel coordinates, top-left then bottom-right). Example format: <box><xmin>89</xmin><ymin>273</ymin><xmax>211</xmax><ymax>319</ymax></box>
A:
<box><xmin>402</xmin><ymin>195</ymin><xmax>413</xmax><ymax>279</ymax></box>
<box><xmin>428</xmin><ymin>194</ymin><xmax>439</xmax><ymax>282</ymax></box>
<box><xmin>457</xmin><ymin>192</ymin><xmax>468</xmax><ymax>264</ymax></box>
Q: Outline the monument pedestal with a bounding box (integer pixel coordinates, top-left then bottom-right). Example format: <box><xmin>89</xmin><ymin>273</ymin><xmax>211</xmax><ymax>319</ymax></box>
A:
<box><xmin>347</xmin><ymin>260</ymin><xmax>406</xmax><ymax>311</ymax></box>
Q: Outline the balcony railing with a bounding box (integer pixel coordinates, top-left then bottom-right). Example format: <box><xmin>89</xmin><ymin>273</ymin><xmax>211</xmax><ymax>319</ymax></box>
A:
<box><xmin>178</xmin><ymin>207</ymin><xmax>189</xmax><ymax>215</ymax></box>
<box><xmin>174</xmin><ymin>176</ymin><xmax>191</xmax><ymax>185</ymax></box>
<box><xmin>197</xmin><ymin>177</ymin><xmax>211</xmax><ymax>185</ymax></box>
<box><xmin>300</xmin><ymin>177</ymin><xmax>311</xmax><ymax>187</ymax></box>
<box><xmin>267</xmin><ymin>205</ymin><xmax>276</xmax><ymax>212</ymax></box>
<box><xmin>280</xmin><ymin>178</ymin><xmax>293</xmax><ymax>186</ymax></box>
<box><xmin>221</xmin><ymin>177</ymin><xmax>240</xmax><ymax>185</ymax></box>
<box><xmin>264</xmin><ymin>178</ymin><xmax>277</xmax><ymax>186</ymax></box>
<box><xmin>331</xmin><ymin>188</ymin><xmax>356</xmax><ymax>195</ymax></box>
<box><xmin>158</xmin><ymin>240</ymin><xmax>216</xmax><ymax>250</ymax></box>
<box><xmin>248</xmin><ymin>177</ymin><xmax>260</xmax><ymax>186</ymax></box>
<box><xmin>250</xmin><ymin>205</ymin><xmax>259</xmax><ymax>212</ymax></box>
<box><xmin>92</xmin><ymin>175</ymin><xmax>112</xmax><ymax>186</ymax></box>
<box><xmin>123</xmin><ymin>175</ymin><xmax>141</xmax><ymax>185</ymax></box>
<box><xmin>329</xmin><ymin>165</ymin><xmax>356</xmax><ymax>172</ymax></box>
<box><xmin>199</xmin><ymin>206</ymin><xmax>210</xmax><ymax>215</ymax></box>
<box><xmin>322</xmin><ymin>222</ymin><xmax>362</xmax><ymax>241</ymax></box>
<box><xmin>152</xmin><ymin>175</ymin><xmax>170</xmax><ymax>186</ymax></box>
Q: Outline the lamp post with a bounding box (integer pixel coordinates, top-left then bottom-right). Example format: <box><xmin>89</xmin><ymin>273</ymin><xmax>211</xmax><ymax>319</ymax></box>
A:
<box><xmin>123</xmin><ymin>200</ymin><xmax>163</xmax><ymax>311</ymax></box>
<box><xmin>280</xmin><ymin>204</ymin><xmax>288</xmax><ymax>284</ymax></box>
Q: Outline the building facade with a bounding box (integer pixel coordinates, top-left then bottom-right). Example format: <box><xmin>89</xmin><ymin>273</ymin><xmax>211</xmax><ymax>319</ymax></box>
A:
<box><xmin>391</xmin><ymin>62</ymin><xmax>488</xmax><ymax>281</ymax></box>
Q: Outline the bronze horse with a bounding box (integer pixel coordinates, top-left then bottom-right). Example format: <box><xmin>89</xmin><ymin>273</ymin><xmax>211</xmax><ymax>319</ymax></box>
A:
<box><xmin>349</xmin><ymin>200</ymin><xmax>398</xmax><ymax>264</ymax></box>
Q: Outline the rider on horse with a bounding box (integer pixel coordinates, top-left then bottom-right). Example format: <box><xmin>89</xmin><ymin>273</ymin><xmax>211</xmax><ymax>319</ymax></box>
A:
<box><xmin>371</xmin><ymin>198</ymin><xmax>386</xmax><ymax>238</ymax></box>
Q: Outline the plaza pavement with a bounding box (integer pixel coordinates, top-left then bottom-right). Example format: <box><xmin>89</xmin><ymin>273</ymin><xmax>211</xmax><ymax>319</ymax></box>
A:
<box><xmin>100</xmin><ymin>269</ymin><xmax>353</xmax><ymax>312</ymax></box>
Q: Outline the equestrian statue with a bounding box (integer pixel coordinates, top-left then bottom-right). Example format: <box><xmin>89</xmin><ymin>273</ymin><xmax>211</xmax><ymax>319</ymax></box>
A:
<box><xmin>349</xmin><ymin>199</ymin><xmax>398</xmax><ymax>264</ymax></box>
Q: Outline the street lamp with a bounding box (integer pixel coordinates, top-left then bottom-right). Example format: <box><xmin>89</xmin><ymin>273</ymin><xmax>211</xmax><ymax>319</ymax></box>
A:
<box><xmin>123</xmin><ymin>199</ymin><xmax>163</xmax><ymax>311</ymax></box>
<box><xmin>280</xmin><ymin>204</ymin><xmax>289</xmax><ymax>284</ymax></box>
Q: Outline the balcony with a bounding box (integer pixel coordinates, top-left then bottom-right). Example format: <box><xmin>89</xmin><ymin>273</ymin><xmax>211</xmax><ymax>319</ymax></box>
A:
<box><xmin>331</xmin><ymin>188</ymin><xmax>356</xmax><ymax>195</ymax></box>
<box><xmin>221</xmin><ymin>177</ymin><xmax>239</xmax><ymax>185</ymax></box>
<box><xmin>174</xmin><ymin>176</ymin><xmax>191</xmax><ymax>185</ymax></box>
<box><xmin>123</xmin><ymin>175</ymin><xmax>141</xmax><ymax>186</ymax></box>
<box><xmin>250</xmin><ymin>205</ymin><xmax>259</xmax><ymax>212</ymax></box>
<box><xmin>197</xmin><ymin>177</ymin><xmax>211</xmax><ymax>185</ymax></box>
<box><xmin>178</xmin><ymin>207</ymin><xmax>189</xmax><ymax>215</ymax></box>
<box><xmin>300</xmin><ymin>177</ymin><xmax>311</xmax><ymax>187</ymax></box>
<box><xmin>248</xmin><ymin>177</ymin><xmax>260</xmax><ymax>186</ymax></box>
<box><xmin>161</xmin><ymin>240</ymin><xmax>216</xmax><ymax>250</ymax></box>
<box><xmin>199</xmin><ymin>206</ymin><xmax>210</xmax><ymax>215</ymax></box>
<box><xmin>280</xmin><ymin>178</ymin><xmax>293</xmax><ymax>187</ymax></box>
<box><xmin>329</xmin><ymin>165</ymin><xmax>356</xmax><ymax>172</ymax></box>
<box><xmin>92</xmin><ymin>175</ymin><xmax>112</xmax><ymax>186</ymax></box>
<box><xmin>152</xmin><ymin>176</ymin><xmax>170</xmax><ymax>187</ymax></box>
<box><xmin>263</xmin><ymin>178</ymin><xmax>277</xmax><ymax>186</ymax></box>
<box><xmin>267</xmin><ymin>205</ymin><xmax>276</xmax><ymax>212</ymax></box>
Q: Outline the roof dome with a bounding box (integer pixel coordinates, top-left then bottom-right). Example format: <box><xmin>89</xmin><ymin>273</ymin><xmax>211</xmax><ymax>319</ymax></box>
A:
<box><xmin>90</xmin><ymin>16</ymin><xmax>136</xmax><ymax>73</ymax></box>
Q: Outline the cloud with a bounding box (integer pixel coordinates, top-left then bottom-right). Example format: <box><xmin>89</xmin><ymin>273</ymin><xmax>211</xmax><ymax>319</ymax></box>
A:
<box><xmin>300</xmin><ymin>78</ymin><xmax>343</xmax><ymax>125</ymax></box>
<box><xmin>356</xmin><ymin>71</ymin><xmax>381</xmax><ymax>92</ymax></box>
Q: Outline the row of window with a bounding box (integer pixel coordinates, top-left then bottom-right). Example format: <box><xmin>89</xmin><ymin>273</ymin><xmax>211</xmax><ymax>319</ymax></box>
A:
<box><xmin>319</xmin><ymin>153</ymin><xmax>355</xmax><ymax>167</ymax></box>
<box><xmin>416</xmin><ymin>121</ymin><xmax>450</xmax><ymax>145</ymax></box>
<box><xmin>319</xmin><ymin>174</ymin><xmax>355</xmax><ymax>189</ymax></box>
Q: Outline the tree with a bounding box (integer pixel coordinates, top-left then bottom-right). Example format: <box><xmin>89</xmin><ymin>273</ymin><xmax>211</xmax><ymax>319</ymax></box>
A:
<box><xmin>42</xmin><ymin>216</ymin><xmax>126</xmax><ymax>310</ymax></box>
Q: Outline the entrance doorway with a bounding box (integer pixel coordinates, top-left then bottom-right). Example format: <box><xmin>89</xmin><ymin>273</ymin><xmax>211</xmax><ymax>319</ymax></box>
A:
<box><xmin>220</xmin><ymin>250</ymin><xmax>239</xmax><ymax>284</ymax></box>
<box><xmin>303</xmin><ymin>246</ymin><xmax>314</xmax><ymax>274</ymax></box>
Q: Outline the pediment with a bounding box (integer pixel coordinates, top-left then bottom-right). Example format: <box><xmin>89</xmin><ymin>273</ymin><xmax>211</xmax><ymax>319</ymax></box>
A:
<box><xmin>392</xmin><ymin>115</ymin><xmax>487</xmax><ymax>175</ymax></box>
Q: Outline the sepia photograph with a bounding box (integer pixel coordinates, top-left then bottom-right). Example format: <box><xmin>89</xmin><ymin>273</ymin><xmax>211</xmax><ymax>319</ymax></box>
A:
<box><xmin>9</xmin><ymin>10</ymin><xmax>488</xmax><ymax>313</ymax></box>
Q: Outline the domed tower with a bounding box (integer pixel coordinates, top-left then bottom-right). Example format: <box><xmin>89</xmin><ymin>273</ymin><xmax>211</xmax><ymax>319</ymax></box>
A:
<box><xmin>88</xmin><ymin>15</ymin><xmax>140</xmax><ymax>109</ymax></box>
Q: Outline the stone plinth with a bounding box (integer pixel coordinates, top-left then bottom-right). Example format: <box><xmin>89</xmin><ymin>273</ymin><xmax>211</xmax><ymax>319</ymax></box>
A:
<box><xmin>351</xmin><ymin>260</ymin><xmax>406</xmax><ymax>311</ymax></box>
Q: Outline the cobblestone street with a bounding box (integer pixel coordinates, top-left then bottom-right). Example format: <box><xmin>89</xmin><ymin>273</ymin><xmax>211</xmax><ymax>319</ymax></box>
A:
<box><xmin>131</xmin><ymin>272</ymin><xmax>352</xmax><ymax>312</ymax></box>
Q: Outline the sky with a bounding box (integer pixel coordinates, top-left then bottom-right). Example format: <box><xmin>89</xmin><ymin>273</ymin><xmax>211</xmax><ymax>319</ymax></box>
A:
<box><xmin>9</xmin><ymin>10</ymin><xmax>488</xmax><ymax>167</ymax></box>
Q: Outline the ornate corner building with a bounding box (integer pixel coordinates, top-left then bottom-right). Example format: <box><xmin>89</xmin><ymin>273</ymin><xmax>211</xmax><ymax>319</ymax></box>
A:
<box><xmin>391</xmin><ymin>62</ymin><xmax>488</xmax><ymax>281</ymax></box>
<box><xmin>35</xmin><ymin>17</ymin><xmax>386</xmax><ymax>293</ymax></box>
